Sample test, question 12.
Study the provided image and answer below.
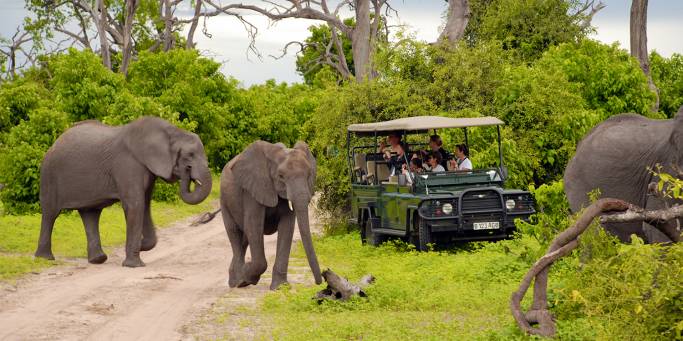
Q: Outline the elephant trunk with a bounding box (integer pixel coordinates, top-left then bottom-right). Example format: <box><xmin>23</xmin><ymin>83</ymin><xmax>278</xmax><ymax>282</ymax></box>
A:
<box><xmin>179</xmin><ymin>166</ymin><xmax>212</xmax><ymax>205</ymax></box>
<box><xmin>295</xmin><ymin>202</ymin><xmax>323</xmax><ymax>285</ymax></box>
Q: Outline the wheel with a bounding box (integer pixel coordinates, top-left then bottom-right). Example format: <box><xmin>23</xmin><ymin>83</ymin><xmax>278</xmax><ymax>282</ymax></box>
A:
<box><xmin>364</xmin><ymin>217</ymin><xmax>384</xmax><ymax>246</ymax></box>
<box><xmin>413</xmin><ymin>216</ymin><xmax>432</xmax><ymax>251</ymax></box>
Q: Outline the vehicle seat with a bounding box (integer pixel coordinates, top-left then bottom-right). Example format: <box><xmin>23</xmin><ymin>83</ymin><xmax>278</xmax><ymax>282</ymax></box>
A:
<box><xmin>353</xmin><ymin>153</ymin><xmax>367</xmax><ymax>174</ymax></box>
<box><xmin>366</xmin><ymin>160</ymin><xmax>391</xmax><ymax>183</ymax></box>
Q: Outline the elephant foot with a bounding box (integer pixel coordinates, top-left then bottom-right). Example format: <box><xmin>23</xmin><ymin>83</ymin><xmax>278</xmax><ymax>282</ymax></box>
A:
<box><xmin>34</xmin><ymin>249</ymin><xmax>55</xmax><ymax>261</ymax></box>
<box><xmin>140</xmin><ymin>237</ymin><xmax>157</xmax><ymax>251</ymax></box>
<box><xmin>88</xmin><ymin>252</ymin><xmax>108</xmax><ymax>264</ymax></box>
<box><xmin>228</xmin><ymin>275</ymin><xmax>242</xmax><ymax>288</ymax></box>
<box><xmin>270</xmin><ymin>278</ymin><xmax>289</xmax><ymax>291</ymax></box>
<box><xmin>122</xmin><ymin>256</ymin><xmax>146</xmax><ymax>268</ymax></box>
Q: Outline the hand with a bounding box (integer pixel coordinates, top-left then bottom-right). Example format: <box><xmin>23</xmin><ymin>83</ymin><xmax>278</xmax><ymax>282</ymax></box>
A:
<box><xmin>449</xmin><ymin>159</ymin><xmax>457</xmax><ymax>170</ymax></box>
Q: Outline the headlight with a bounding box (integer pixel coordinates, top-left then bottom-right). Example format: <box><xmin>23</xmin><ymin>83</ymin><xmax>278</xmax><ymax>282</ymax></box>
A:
<box><xmin>505</xmin><ymin>199</ymin><xmax>516</xmax><ymax>210</ymax></box>
<box><xmin>442</xmin><ymin>203</ymin><xmax>453</xmax><ymax>215</ymax></box>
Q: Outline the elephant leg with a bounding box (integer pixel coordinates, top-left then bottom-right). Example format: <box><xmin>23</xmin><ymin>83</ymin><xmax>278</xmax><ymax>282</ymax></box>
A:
<box><xmin>35</xmin><ymin>208</ymin><xmax>60</xmax><ymax>260</ymax></box>
<box><xmin>122</xmin><ymin>197</ymin><xmax>146</xmax><ymax>268</ymax></box>
<box><xmin>140</xmin><ymin>196</ymin><xmax>157</xmax><ymax>251</ymax></box>
<box><xmin>79</xmin><ymin>209</ymin><xmax>108</xmax><ymax>264</ymax></box>
<box><xmin>241</xmin><ymin>196</ymin><xmax>267</xmax><ymax>286</ymax></box>
<box><xmin>271</xmin><ymin>212</ymin><xmax>295</xmax><ymax>290</ymax></box>
<box><xmin>225</xmin><ymin>216</ymin><xmax>247</xmax><ymax>287</ymax></box>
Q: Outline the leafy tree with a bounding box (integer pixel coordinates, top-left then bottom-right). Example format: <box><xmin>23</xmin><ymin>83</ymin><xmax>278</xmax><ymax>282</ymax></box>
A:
<box><xmin>296</xmin><ymin>20</ymin><xmax>355</xmax><ymax>85</ymax></box>
<box><xmin>536</xmin><ymin>40</ymin><xmax>657</xmax><ymax>117</ymax></box>
<box><xmin>467</xmin><ymin>0</ymin><xmax>590</xmax><ymax>61</ymax></box>
<box><xmin>0</xmin><ymin>108</ymin><xmax>70</xmax><ymax>214</ymax></box>
<box><xmin>650</xmin><ymin>52</ymin><xmax>683</xmax><ymax>118</ymax></box>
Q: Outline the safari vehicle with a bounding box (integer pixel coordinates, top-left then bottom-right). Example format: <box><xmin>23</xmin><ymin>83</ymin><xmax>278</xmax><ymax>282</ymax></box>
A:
<box><xmin>346</xmin><ymin>116</ymin><xmax>535</xmax><ymax>250</ymax></box>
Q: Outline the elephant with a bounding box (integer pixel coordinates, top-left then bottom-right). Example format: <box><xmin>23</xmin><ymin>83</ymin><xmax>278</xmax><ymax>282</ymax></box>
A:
<box><xmin>34</xmin><ymin>116</ymin><xmax>213</xmax><ymax>267</ymax></box>
<box><xmin>218</xmin><ymin>140</ymin><xmax>323</xmax><ymax>290</ymax></box>
<box><xmin>563</xmin><ymin>108</ymin><xmax>683</xmax><ymax>243</ymax></box>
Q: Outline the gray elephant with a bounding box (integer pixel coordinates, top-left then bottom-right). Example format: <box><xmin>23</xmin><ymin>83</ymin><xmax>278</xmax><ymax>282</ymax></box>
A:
<box><xmin>564</xmin><ymin>108</ymin><xmax>683</xmax><ymax>243</ymax></box>
<box><xmin>35</xmin><ymin>116</ymin><xmax>213</xmax><ymax>267</ymax></box>
<box><xmin>218</xmin><ymin>140</ymin><xmax>322</xmax><ymax>290</ymax></box>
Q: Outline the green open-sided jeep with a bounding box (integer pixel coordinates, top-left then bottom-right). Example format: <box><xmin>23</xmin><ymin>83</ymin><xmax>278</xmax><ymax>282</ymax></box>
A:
<box><xmin>346</xmin><ymin>116</ymin><xmax>535</xmax><ymax>250</ymax></box>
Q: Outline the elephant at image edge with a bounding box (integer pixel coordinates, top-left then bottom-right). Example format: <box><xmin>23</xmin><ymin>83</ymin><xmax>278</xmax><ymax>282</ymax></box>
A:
<box><xmin>564</xmin><ymin>108</ymin><xmax>683</xmax><ymax>243</ymax></box>
<box><xmin>35</xmin><ymin>116</ymin><xmax>213</xmax><ymax>267</ymax></box>
<box><xmin>220</xmin><ymin>140</ymin><xmax>323</xmax><ymax>290</ymax></box>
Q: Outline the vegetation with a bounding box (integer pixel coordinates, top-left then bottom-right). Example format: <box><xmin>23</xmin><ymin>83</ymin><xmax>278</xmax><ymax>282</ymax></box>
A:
<box><xmin>251</xmin><ymin>230</ymin><xmax>682</xmax><ymax>340</ymax></box>
<box><xmin>1</xmin><ymin>0</ymin><xmax>682</xmax><ymax>338</ymax></box>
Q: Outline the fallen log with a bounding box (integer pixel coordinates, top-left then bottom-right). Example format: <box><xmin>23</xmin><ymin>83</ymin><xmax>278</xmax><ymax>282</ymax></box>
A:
<box><xmin>315</xmin><ymin>269</ymin><xmax>374</xmax><ymax>302</ymax></box>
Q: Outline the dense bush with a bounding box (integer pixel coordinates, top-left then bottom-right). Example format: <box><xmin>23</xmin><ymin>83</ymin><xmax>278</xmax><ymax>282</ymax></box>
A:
<box><xmin>651</xmin><ymin>51</ymin><xmax>683</xmax><ymax>118</ymax></box>
<box><xmin>0</xmin><ymin>49</ymin><xmax>316</xmax><ymax>213</ymax></box>
<box><xmin>0</xmin><ymin>108</ymin><xmax>70</xmax><ymax>213</ymax></box>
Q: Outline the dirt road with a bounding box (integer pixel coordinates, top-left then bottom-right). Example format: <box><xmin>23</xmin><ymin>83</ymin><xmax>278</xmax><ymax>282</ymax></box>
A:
<box><xmin>0</xmin><ymin>205</ymin><xmax>318</xmax><ymax>340</ymax></box>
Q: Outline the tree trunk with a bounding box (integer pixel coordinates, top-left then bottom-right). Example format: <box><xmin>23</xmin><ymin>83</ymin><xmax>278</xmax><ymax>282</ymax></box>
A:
<box><xmin>351</xmin><ymin>0</ymin><xmax>372</xmax><ymax>81</ymax></box>
<box><xmin>630</xmin><ymin>0</ymin><xmax>659</xmax><ymax>112</ymax></box>
<box><xmin>97</xmin><ymin>0</ymin><xmax>112</xmax><ymax>69</ymax></box>
<box><xmin>439</xmin><ymin>0</ymin><xmax>470</xmax><ymax>44</ymax></box>
<box><xmin>162</xmin><ymin>0</ymin><xmax>174</xmax><ymax>51</ymax></box>
<box><xmin>186</xmin><ymin>0</ymin><xmax>203</xmax><ymax>49</ymax></box>
<box><xmin>120</xmin><ymin>0</ymin><xmax>139</xmax><ymax>75</ymax></box>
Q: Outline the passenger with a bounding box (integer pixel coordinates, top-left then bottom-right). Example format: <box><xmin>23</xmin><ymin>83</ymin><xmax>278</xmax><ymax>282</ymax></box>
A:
<box><xmin>449</xmin><ymin>144</ymin><xmax>472</xmax><ymax>171</ymax></box>
<box><xmin>386</xmin><ymin>141</ymin><xmax>408</xmax><ymax>176</ymax></box>
<box><xmin>429</xmin><ymin>135</ymin><xmax>450</xmax><ymax>169</ymax></box>
<box><xmin>379</xmin><ymin>131</ymin><xmax>403</xmax><ymax>155</ymax></box>
<box><xmin>402</xmin><ymin>158</ymin><xmax>424</xmax><ymax>185</ymax></box>
<box><xmin>426</xmin><ymin>151</ymin><xmax>445</xmax><ymax>173</ymax></box>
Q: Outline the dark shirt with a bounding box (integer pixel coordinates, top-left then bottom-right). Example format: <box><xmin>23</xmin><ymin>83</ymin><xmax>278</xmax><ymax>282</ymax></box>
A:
<box><xmin>386</xmin><ymin>153</ymin><xmax>408</xmax><ymax>175</ymax></box>
<box><xmin>437</xmin><ymin>147</ymin><xmax>450</xmax><ymax>169</ymax></box>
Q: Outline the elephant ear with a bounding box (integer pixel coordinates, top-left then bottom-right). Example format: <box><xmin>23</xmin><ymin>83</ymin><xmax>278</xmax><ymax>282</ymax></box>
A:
<box><xmin>126</xmin><ymin>117</ymin><xmax>178</xmax><ymax>180</ymax></box>
<box><xmin>672</xmin><ymin>108</ymin><xmax>683</xmax><ymax>163</ymax></box>
<box><xmin>232</xmin><ymin>141</ymin><xmax>279</xmax><ymax>207</ymax></box>
<box><xmin>294</xmin><ymin>141</ymin><xmax>317</xmax><ymax>193</ymax></box>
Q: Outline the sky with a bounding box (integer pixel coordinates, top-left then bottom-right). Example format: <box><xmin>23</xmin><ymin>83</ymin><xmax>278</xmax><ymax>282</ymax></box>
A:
<box><xmin>1</xmin><ymin>0</ymin><xmax>682</xmax><ymax>86</ymax></box>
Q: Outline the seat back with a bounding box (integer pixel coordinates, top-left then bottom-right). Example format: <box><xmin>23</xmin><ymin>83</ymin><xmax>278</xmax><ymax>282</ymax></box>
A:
<box><xmin>353</xmin><ymin>153</ymin><xmax>367</xmax><ymax>174</ymax></box>
<box><xmin>366</xmin><ymin>161</ymin><xmax>392</xmax><ymax>184</ymax></box>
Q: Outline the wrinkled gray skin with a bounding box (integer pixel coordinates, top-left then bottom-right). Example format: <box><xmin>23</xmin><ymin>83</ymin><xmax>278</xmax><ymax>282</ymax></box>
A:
<box><xmin>35</xmin><ymin>116</ymin><xmax>212</xmax><ymax>267</ymax></box>
<box><xmin>220</xmin><ymin>141</ymin><xmax>322</xmax><ymax>290</ymax></box>
<box><xmin>564</xmin><ymin>108</ymin><xmax>683</xmax><ymax>243</ymax></box>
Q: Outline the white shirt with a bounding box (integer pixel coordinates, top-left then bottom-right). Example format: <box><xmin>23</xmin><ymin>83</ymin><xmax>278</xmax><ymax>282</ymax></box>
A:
<box><xmin>457</xmin><ymin>157</ymin><xmax>472</xmax><ymax>171</ymax></box>
<box><xmin>431</xmin><ymin>164</ymin><xmax>445</xmax><ymax>173</ymax></box>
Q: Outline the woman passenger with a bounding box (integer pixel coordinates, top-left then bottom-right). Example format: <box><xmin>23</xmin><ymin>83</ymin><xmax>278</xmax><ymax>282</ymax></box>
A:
<box><xmin>449</xmin><ymin>144</ymin><xmax>472</xmax><ymax>171</ymax></box>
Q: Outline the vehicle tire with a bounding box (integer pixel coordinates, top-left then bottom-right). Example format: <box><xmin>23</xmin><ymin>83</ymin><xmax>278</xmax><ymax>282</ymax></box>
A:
<box><xmin>365</xmin><ymin>217</ymin><xmax>384</xmax><ymax>246</ymax></box>
<box><xmin>414</xmin><ymin>216</ymin><xmax>432</xmax><ymax>252</ymax></box>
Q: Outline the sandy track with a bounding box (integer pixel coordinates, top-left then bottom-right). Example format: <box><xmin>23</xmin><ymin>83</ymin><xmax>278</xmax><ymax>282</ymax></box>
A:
<box><xmin>0</xmin><ymin>205</ymin><xmax>316</xmax><ymax>340</ymax></box>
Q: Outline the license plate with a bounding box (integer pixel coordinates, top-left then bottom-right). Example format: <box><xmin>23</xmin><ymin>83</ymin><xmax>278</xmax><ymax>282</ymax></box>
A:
<box><xmin>473</xmin><ymin>221</ymin><xmax>500</xmax><ymax>230</ymax></box>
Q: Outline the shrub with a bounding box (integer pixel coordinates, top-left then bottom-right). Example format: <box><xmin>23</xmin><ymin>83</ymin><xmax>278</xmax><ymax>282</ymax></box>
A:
<box><xmin>0</xmin><ymin>108</ymin><xmax>70</xmax><ymax>214</ymax></box>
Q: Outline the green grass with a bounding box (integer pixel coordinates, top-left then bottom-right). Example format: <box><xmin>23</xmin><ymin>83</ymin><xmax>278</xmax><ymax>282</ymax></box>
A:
<box><xmin>0</xmin><ymin>176</ymin><xmax>220</xmax><ymax>281</ymax></box>
<box><xmin>256</xmin><ymin>233</ymin><xmax>546</xmax><ymax>340</ymax></box>
<box><xmin>247</xmin><ymin>231</ymin><xmax>681</xmax><ymax>340</ymax></box>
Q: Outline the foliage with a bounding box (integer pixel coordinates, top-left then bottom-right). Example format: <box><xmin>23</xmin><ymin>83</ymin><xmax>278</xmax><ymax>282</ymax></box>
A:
<box><xmin>537</xmin><ymin>40</ymin><xmax>658</xmax><ymax>117</ymax></box>
<box><xmin>651</xmin><ymin>52</ymin><xmax>683</xmax><ymax>118</ymax></box>
<box><xmin>0</xmin><ymin>49</ymin><xmax>317</xmax><ymax>211</ymax></box>
<box><xmin>516</xmin><ymin>180</ymin><xmax>570</xmax><ymax>247</ymax></box>
<box><xmin>468</xmin><ymin>0</ymin><xmax>590</xmax><ymax>61</ymax></box>
<box><xmin>551</xmin><ymin>236</ymin><xmax>683</xmax><ymax>340</ymax></box>
<box><xmin>0</xmin><ymin>108</ymin><xmax>70</xmax><ymax>214</ymax></box>
<box><xmin>296</xmin><ymin>19</ymin><xmax>355</xmax><ymax>84</ymax></box>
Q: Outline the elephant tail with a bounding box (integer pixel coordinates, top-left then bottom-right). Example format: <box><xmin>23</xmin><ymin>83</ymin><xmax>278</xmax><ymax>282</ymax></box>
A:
<box><xmin>191</xmin><ymin>209</ymin><xmax>221</xmax><ymax>226</ymax></box>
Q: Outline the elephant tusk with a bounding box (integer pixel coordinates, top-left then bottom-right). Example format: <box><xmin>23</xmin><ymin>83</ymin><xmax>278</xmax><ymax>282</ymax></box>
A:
<box><xmin>288</xmin><ymin>200</ymin><xmax>294</xmax><ymax>211</ymax></box>
<box><xmin>194</xmin><ymin>179</ymin><xmax>202</xmax><ymax>186</ymax></box>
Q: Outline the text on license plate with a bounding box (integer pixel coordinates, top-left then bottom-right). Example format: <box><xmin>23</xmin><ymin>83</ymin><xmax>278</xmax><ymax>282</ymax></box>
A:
<box><xmin>473</xmin><ymin>221</ymin><xmax>500</xmax><ymax>230</ymax></box>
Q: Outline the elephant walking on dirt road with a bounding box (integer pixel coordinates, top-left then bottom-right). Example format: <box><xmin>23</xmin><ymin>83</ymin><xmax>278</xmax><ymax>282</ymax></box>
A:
<box><xmin>35</xmin><ymin>117</ymin><xmax>213</xmax><ymax>267</ymax></box>
<box><xmin>217</xmin><ymin>141</ymin><xmax>323</xmax><ymax>290</ymax></box>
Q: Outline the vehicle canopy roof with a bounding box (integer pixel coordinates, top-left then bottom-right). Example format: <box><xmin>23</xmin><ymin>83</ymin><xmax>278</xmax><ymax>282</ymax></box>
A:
<box><xmin>347</xmin><ymin>116</ymin><xmax>504</xmax><ymax>136</ymax></box>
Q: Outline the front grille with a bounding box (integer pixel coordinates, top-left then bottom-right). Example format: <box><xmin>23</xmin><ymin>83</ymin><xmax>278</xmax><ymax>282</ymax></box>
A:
<box><xmin>461</xmin><ymin>190</ymin><xmax>502</xmax><ymax>211</ymax></box>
